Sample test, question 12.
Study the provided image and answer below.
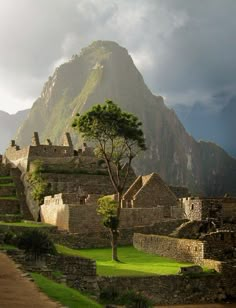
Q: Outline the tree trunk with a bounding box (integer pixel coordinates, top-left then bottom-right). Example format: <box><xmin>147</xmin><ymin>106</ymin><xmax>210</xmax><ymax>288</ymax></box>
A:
<box><xmin>111</xmin><ymin>229</ymin><xmax>119</xmax><ymax>261</ymax></box>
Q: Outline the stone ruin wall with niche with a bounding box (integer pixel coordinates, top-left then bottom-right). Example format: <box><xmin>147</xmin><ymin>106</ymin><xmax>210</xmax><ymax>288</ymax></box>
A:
<box><xmin>40</xmin><ymin>193</ymin><xmax>184</xmax><ymax>234</ymax></box>
<box><xmin>4</xmin><ymin>132</ymin><xmax>75</xmax><ymax>172</ymax></box>
<box><xmin>180</xmin><ymin>196</ymin><xmax>236</xmax><ymax>223</ymax></box>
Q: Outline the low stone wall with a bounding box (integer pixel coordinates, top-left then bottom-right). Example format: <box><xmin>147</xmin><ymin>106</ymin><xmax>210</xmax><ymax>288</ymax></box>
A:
<box><xmin>51</xmin><ymin>220</ymin><xmax>187</xmax><ymax>249</ymax></box>
<box><xmin>133</xmin><ymin>233</ymin><xmax>204</xmax><ymax>263</ymax></box>
<box><xmin>46</xmin><ymin>254</ymin><xmax>97</xmax><ymax>293</ymax></box>
<box><xmin>97</xmin><ymin>275</ymin><xmax>225</xmax><ymax>305</ymax></box>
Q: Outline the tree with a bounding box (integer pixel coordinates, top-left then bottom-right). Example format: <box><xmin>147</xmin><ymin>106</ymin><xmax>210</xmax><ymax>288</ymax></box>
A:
<box><xmin>17</xmin><ymin>229</ymin><xmax>56</xmax><ymax>262</ymax></box>
<box><xmin>72</xmin><ymin>100</ymin><xmax>146</xmax><ymax>260</ymax></box>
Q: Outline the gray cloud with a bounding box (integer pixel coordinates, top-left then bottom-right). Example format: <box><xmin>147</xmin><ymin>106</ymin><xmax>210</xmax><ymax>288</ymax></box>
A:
<box><xmin>0</xmin><ymin>0</ymin><xmax>235</xmax><ymax>113</ymax></box>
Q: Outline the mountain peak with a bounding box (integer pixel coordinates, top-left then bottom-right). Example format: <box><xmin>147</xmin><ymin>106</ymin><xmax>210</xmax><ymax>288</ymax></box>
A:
<box><xmin>15</xmin><ymin>41</ymin><xmax>236</xmax><ymax>196</ymax></box>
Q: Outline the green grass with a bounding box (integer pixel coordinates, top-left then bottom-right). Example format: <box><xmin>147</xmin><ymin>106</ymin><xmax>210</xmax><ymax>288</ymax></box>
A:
<box><xmin>56</xmin><ymin>245</ymin><xmax>205</xmax><ymax>276</ymax></box>
<box><xmin>0</xmin><ymin>220</ymin><xmax>54</xmax><ymax>228</ymax></box>
<box><xmin>0</xmin><ymin>244</ymin><xmax>18</xmax><ymax>250</ymax></box>
<box><xmin>0</xmin><ymin>196</ymin><xmax>18</xmax><ymax>200</ymax></box>
<box><xmin>31</xmin><ymin>273</ymin><xmax>102</xmax><ymax>308</ymax></box>
<box><xmin>0</xmin><ymin>182</ymin><xmax>15</xmax><ymax>187</ymax></box>
<box><xmin>0</xmin><ymin>176</ymin><xmax>12</xmax><ymax>179</ymax></box>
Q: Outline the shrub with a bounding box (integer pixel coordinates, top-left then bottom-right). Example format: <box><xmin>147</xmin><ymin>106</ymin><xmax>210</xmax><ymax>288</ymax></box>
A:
<box><xmin>17</xmin><ymin>229</ymin><xmax>56</xmax><ymax>260</ymax></box>
<box><xmin>3</xmin><ymin>230</ymin><xmax>18</xmax><ymax>245</ymax></box>
<box><xmin>27</xmin><ymin>160</ymin><xmax>48</xmax><ymax>204</ymax></box>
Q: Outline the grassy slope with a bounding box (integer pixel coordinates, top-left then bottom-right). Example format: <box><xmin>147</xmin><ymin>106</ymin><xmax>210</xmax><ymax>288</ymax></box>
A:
<box><xmin>0</xmin><ymin>196</ymin><xmax>18</xmax><ymax>200</ymax></box>
<box><xmin>56</xmin><ymin>245</ymin><xmax>200</xmax><ymax>276</ymax></box>
<box><xmin>31</xmin><ymin>273</ymin><xmax>101</xmax><ymax>308</ymax></box>
<box><xmin>0</xmin><ymin>221</ymin><xmax>53</xmax><ymax>227</ymax></box>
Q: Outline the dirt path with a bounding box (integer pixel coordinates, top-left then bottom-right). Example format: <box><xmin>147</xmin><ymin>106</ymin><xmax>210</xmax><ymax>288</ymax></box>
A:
<box><xmin>0</xmin><ymin>252</ymin><xmax>61</xmax><ymax>308</ymax></box>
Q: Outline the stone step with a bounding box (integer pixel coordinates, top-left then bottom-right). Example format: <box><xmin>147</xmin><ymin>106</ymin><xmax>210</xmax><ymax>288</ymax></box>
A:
<box><xmin>0</xmin><ymin>186</ymin><xmax>16</xmax><ymax>197</ymax></box>
<box><xmin>0</xmin><ymin>214</ymin><xmax>23</xmax><ymax>222</ymax></box>
<box><xmin>0</xmin><ymin>177</ymin><xmax>13</xmax><ymax>185</ymax></box>
<box><xmin>0</xmin><ymin>199</ymin><xmax>20</xmax><ymax>215</ymax></box>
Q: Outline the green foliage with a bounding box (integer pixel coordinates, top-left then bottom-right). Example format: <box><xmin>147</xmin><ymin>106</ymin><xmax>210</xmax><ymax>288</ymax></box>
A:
<box><xmin>100</xmin><ymin>288</ymin><xmax>153</xmax><ymax>307</ymax></box>
<box><xmin>27</xmin><ymin>160</ymin><xmax>48</xmax><ymax>204</ymax></box>
<box><xmin>17</xmin><ymin>229</ymin><xmax>56</xmax><ymax>260</ymax></box>
<box><xmin>31</xmin><ymin>273</ymin><xmax>102</xmax><ymax>308</ymax></box>
<box><xmin>97</xmin><ymin>196</ymin><xmax>119</xmax><ymax>229</ymax></box>
<box><xmin>3</xmin><ymin>230</ymin><xmax>18</xmax><ymax>245</ymax></box>
<box><xmin>72</xmin><ymin>100</ymin><xmax>146</xmax><ymax>194</ymax></box>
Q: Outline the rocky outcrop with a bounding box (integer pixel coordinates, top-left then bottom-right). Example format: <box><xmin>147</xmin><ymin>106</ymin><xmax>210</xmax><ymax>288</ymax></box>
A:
<box><xmin>15</xmin><ymin>41</ymin><xmax>236</xmax><ymax>196</ymax></box>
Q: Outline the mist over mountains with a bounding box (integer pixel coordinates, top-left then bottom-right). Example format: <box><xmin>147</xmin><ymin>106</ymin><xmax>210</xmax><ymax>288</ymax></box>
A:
<box><xmin>0</xmin><ymin>109</ymin><xmax>29</xmax><ymax>154</ymax></box>
<box><xmin>2</xmin><ymin>41</ymin><xmax>236</xmax><ymax>196</ymax></box>
<box><xmin>174</xmin><ymin>95</ymin><xmax>236</xmax><ymax>158</ymax></box>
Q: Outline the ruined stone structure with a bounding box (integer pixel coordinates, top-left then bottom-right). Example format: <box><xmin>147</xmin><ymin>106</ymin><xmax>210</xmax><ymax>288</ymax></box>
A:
<box><xmin>122</xmin><ymin>173</ymin><xmax>179</xmax><ymax>218</ymax></box>
<box><xmin>40</xmin><ymin>192</ymin><xmax>183</xmax><ymax>233</ymax></box>
<box><xmin>4</xmin><ymin>132</ymin><xmax>75</xmax><ymax>172</ymax></box>
<box><xmin>180</xmin><ymin>196</ymin><xmax>236</xmax><ymax>224</ymax></box>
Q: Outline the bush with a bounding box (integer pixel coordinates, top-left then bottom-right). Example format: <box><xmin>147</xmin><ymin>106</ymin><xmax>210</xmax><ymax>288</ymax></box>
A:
<box><xmin>118</xmin><ymin>291</ymin><xmax>152</xmax><ymax>308</ymax></box>
<box><xmin>17</xmin><ymin>229</ymin><xmax>56</xmax><ymax>260</ymax></box>
<box><xmin>3</xmin><ymin>230</ymin><xmax>18</xmax><ymax>245</ymax></box>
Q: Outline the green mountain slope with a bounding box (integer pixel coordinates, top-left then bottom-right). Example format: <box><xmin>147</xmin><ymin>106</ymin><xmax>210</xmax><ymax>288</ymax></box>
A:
<box><xmin>16</xmin><ymin>41</ymin><xmax>236</xmax><ymax>196</ymax></box>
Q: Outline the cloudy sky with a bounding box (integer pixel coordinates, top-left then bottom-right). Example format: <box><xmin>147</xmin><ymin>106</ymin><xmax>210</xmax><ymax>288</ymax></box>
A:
<box><xmin>0</xmin><ymin>0</ymin><xmax>236</xmax><ymax>114</ymax></box>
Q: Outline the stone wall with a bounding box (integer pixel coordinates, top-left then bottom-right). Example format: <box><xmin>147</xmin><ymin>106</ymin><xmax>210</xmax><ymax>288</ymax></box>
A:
<box><xmin>40</xmin><ymin>196</ymin><xmax>183</xmax><ymax>234</ymax></box>
<box><xmin>122</xmin><ymin>174</ymin><xmax>177</xmax><ymax>212</ymax></box>
<box><xmin>45</xmin><ymin>254</ymin><xmax>97</xmax><ymax>293</ymax></box>
<box><xmin>51</xmin><ymin>219</ymin><xmax>187</xmax><ymax>248</ymax></box>
<box><xmin>97</xmin><ymin>275</ymin><xmax>225</xmax><ymax>305</ymax></box>
<box><xmin>28</xmin><ymin>144</ymin><xmax>74</xmax><ymax>158</ymax></box>
<box><xmin>222</xmin><ymin>198</ymin><xmax>236</xmax><ymax>221</ymax></box>
<box><xmin>5</xmin><ymin>146</ymin><xmax>30</xmax><ymax>171</ymax></box>
<box><xmin>180</xmin><ymin>197</ymin><xmax>222</xmax><ymax>222</ymax></box>
<box><xmin>0</xmin><ymin>200</ymin><xmax>20</xmax><ymax>215</ymax></box>
<box><xmin>134</xmin><ymin>233</ymin><xmax>204</xmax><ymax>263</ymax></box>
<box><xmin>41</xmin><ymin>202</ymin><xmax>69</xmax><ymax>230</ymax></box>
<box><xmin>134</xmin><ymin>232</ymin><xmax>236</xmax><ymax>263</ymax></box>
<box><xmin>203</xmin><ymin>231</ymin><xmax>236</xmax><ymax>260</ymax></box>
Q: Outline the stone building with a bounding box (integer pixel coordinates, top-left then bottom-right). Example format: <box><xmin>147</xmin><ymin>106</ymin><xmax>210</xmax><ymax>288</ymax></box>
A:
<box><xmin>122</xmin><ymin>173</ymin><xmax>178</xmax><ymax>218</ymax></box>
<box><xmin>40</xmin><ymin>172</ymin><xmax>184</xmax><ymax>233</ymax></box>
<box><xmin>180</xmin><ymin>196</ymin><xmax>236</xmax><ymax>224</ymax></box>
<box><xmin>4</xmin><ymin>132</ymin><xmax>75</xmax><ymax>172</ymax></box>
<box><xmin>40</xmin><ymin>192</ymin><xmax>178</xmax><ymax>233</ymax></box>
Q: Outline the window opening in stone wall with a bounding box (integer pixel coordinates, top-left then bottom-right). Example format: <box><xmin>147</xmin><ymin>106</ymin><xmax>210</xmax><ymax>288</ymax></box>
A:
<box><xmin>191</xmin><ymin>204</ymin><xmax>194</xmax><ymax>210</ymax></box>
<box><xmin>80</xmin><ymin>198</ymin><xmax>85</xmax><ymax>205</ymax></box>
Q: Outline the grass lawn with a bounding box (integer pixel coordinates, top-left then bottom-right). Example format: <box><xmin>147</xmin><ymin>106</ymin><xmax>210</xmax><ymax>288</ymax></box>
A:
<box><xmin>0</xmin><ymin>220</ymin><xmax>54</xmax><ymax>228</ymax></box>
<box><xmin>0</xmin><ymin>196</ymin><xmax>18</xmax><ymax>200</ymax></box>
<box><xmin>56</xmin><ymin>245</ymin><xmax>205</xmax><ymax>276</ymax></box>
<box><xmin>0</xmin><ymin>244</ymin><xmax>18</xmax><ymax>250</ymax></box>
<box><xmin>31</xmin><ymin>273</ymin><xmax>102</xmax><ymax>308</ymax></box>
<box><xmin>0</xmin><ymin>176</ymin><xmax>12</xmax><ymax>179</ymax></box>
<box><xmin>0</xmin><ymin>182</ymin><xmax>15</xmax><ymax>187</ymax></box>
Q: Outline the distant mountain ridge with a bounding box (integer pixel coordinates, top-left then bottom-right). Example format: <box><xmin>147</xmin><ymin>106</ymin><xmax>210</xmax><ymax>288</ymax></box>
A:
<box><xmin>174</xmin><ymin>98</ymin><xmax>236</xmax><ymax>158</ymax></box>
<box><xmin>0</xmin><ymin>109</ymin><xmax>29</xmax><ymax>153</ymax></box>
<box><xmin>15</xmin><ymin>40</ymin><xmax>236</xmax><ymax>196</ymax></box>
